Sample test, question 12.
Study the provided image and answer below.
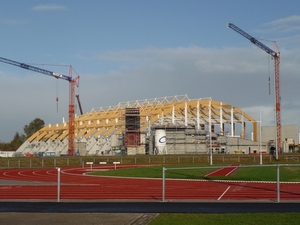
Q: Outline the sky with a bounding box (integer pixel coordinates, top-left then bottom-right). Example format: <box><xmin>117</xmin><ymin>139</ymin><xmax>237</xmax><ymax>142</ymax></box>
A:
<box><xmin>1</xmin><ymin>0</ymin><xmax>300</xmax><ymax>142</ymax></box>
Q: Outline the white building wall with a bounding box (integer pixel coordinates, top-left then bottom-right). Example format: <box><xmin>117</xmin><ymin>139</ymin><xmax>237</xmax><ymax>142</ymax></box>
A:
<box><xmin>261</xmin><ymin>125</ymin><xmax>298</xmax><ymax>145</ymax></box>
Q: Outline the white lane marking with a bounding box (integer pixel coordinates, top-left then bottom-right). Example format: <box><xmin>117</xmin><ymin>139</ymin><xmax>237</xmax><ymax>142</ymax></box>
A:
<box><xmin>225</xmin><ymin>165</ymin><xmax>241</xmax><ymax>176</ymax></box>
<box><xmin>218</xmin><ymin>186</ymin><xmax>231</xmax><ymax>200</ymax></box>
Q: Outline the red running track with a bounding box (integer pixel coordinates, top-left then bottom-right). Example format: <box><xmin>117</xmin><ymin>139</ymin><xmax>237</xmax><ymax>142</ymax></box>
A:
<box><xmin>205</xmin><ymin>164</ymin><xmax>241</xmax><ymax>177</ymax></box>
<box><xmin>0</xmin><ymin>165</ymin><xmax>300</xmax><ymax>201</ymax></box>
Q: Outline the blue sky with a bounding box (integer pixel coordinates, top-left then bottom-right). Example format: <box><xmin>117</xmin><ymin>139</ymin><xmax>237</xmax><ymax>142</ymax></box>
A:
<box><xmin>1</xmin><ymin>0</ymin><xmax>300</xmax><ymax>142</ymax></box>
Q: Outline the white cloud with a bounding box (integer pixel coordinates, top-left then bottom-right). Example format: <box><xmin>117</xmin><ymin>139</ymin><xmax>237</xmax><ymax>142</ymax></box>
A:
<box><xmin>263</xmin><ymin>15</ymin><xmax>300</xmax><ymax>33</ymax></box>
<box><xmin>32</xmin><ymin>4</ymin><xmax>68</xmax><ymax>11</ymax></box>
<box><xmin>88</xmin><ymin>46</ymin><xmax>292</xmax><ymax>111</ymax></box>
<box><xmin>266</xmin><ymin>15</ymin><xmax>300</xmax><ymax>26</ymax></box>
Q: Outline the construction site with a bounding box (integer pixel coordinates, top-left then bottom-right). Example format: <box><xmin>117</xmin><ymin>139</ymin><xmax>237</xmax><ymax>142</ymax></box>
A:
<box><xmin>15</xmin><ymin>95</ymin><xmax>298</xmax><ymax>157</ymax></box>
<box><xmin>1</xmin><ymin>23</ymin><xmax>299</xmax><ymax>157</ymax></box>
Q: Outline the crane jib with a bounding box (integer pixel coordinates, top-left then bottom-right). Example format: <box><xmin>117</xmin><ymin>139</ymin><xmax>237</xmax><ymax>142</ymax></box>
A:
<box><xmin>0</xmin><ymin>56</ymin><xmax>71</xmax><ymax>82</ymax></box>
<box><xmin>0</xmin><ymin>55</ymin><xmax>77</xmax><ymax>156</ymax></box>
<box><xmin>227</xmin><ymin>23</ymin><xmax>278</xmax><ymax>58</ymax></box>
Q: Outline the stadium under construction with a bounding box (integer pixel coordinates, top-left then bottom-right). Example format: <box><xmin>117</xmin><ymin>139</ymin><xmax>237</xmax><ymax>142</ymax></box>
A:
<box><xmin>16</xmin><ymin>95</ymin><xmax>298</xmax><ymax>157</ymax></box>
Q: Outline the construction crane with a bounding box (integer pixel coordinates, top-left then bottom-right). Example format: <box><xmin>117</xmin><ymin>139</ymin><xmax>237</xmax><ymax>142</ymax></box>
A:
<box><xmin>0</xmin><ymin>56</ymin><xmax>80</xmax><ymax>156</ymax></box>
<box><xmin>227</xmin><ymin>23</ymin><xmax>281</xmax><ymax>158</ymax></box>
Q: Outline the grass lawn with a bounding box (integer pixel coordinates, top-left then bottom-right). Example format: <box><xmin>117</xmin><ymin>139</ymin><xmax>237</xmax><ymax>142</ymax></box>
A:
<box><xmin>148</xmin><ymin>213</ymin><xmax>300</xmax><ymax>225</ymax></box>
<box><xmin>90</xmin><ymin>164</ymin><xmax>300</xmax><ymax>182</ymax></box>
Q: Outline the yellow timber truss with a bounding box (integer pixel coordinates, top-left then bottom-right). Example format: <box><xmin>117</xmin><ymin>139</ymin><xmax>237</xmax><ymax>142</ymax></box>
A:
<box><xmin>28</xmin><ymin>95</ymin><xmax>258</xmax><ymax>142</ymax></box>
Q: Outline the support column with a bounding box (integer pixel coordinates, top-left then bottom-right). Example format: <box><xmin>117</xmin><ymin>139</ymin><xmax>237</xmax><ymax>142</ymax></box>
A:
<box><xmin>185</xmin><ymin>102</ymin><xmax>188</xmax><ymax>127</ymax></box>
<box><xmin>242</xmin><ymin>122</ymin><xmax>246</xmax><ymax>139</ymax></box>
<box><xmin>172</xmin><ymin>105</ymin><xmax>175</xmax><ymax>125</ymax></box>
<box><xmin>253</xmin><ymin>122</ymin><xmax>257</xmax><ymax>142</ymax></box>
<box><xmin>197</xmin><ymin>100</ymin><xmax>200</xmax><ymax>129</ymax></box>
<box><xmin>241</xmin><ymin>112</ymin><xmax>246</xmax><ymax>138</ymax></box>
<box><xmin>160</xmin><ymin>111</ymin><xmax>164</xmax><ymax>125</ymax></box>
<box><xmin>220</xmin><ymin>102</ymin><xmax>223</xmax><ymax>135</ymax></box>
<box><xmin>222</xmin><ymin>123</ymin><xmax>225</xmax><ymax>135</ymax></box>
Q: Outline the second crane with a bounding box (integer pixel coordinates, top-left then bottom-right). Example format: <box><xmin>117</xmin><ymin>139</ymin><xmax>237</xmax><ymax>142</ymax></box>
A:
<box><xmin>227</xmin><ymin>23</ymin><xmax>281</xmax><ymax>158</ymax></box>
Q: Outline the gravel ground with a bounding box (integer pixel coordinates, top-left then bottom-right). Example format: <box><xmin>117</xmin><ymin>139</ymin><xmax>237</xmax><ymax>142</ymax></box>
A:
<box><xmin>0</xmin><ymin>212</ymin><xmax>158</xmax><ymax>225</ymax></box>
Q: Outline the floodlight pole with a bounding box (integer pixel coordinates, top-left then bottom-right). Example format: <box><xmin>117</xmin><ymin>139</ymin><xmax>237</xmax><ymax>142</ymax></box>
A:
<box><xmin>260</xmin><ymin>112</ymin><xmax>263</xmax><ymax>165</ymax></box>
<box><xmin>209</xmin><ymin>98</ymin><xmax>213</xmax><ymax>165</ymax></box>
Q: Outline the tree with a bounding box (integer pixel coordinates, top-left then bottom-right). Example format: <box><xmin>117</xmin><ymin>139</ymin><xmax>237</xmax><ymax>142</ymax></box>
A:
<box><xmin>10</xmin><ymin>132</ymin><xmax>26</xmax><ymax>150</ymax></box>
<box><xmin>23</xmin><ymin>118</ymin><xmax>45</xmax><ymax>138</ymax></box>
<box><xmin>11</xmin><ymin>132</ymin><xmax>26</xmax><ymax>144</ymax></box>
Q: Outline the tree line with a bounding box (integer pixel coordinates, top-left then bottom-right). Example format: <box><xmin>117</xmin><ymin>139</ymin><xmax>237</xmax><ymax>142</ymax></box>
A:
<box><xmin>0</xmin><ymin>118</ymin><xmax>45</xmax><ymax>151</ymax></box>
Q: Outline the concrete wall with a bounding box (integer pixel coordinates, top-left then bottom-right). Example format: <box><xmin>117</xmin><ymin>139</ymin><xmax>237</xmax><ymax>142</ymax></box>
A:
<box><xmin>261</xmin><ymin>124</ymin><xmax>298</xmax><ymax>146</ymax></box>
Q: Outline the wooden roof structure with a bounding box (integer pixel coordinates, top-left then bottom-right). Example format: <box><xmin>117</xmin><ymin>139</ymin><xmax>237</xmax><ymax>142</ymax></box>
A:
<box><xmin>28</xmin><ymin>95</ymin><xmax>257</xmax><ymax>142</ymax></box>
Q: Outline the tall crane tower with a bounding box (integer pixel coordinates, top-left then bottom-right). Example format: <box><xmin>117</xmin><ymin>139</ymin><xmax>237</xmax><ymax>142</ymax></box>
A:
<box><xmin>0</xmin><ymin>56</ymin><xmax>80</xmax><ymax>156</ymax></box>
<box><xmin>227</xmin><ymin>23</ymin><xmax>281</xmax><ymax>158</ymax></box>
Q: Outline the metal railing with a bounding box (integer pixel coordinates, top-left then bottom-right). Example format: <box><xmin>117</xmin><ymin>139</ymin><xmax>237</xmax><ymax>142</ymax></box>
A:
<box><xmin>162</xmin><ymin>164</ymin><xmax>300</xmax><ymax>203</ymax></box>
<box><xmin>1</xmin><ymin>154</ymin><xmax>298</xmax><ymax>168</ymax></box>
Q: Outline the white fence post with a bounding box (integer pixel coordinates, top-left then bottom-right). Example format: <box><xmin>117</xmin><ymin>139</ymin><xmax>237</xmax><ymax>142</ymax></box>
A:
<box><xmin>162</xmin><ymin>167</ymin><xmax>166</xmax><ymax>202</ymax></box>
<box><xmin>57</xmin><ymin>167</ymin><xmax>61</xmax><ymax>202</ymax></box>
<box><xmin>277</xmin><ymin>164</ymin><xmax>280</xmax><ymax>203</ymax></box>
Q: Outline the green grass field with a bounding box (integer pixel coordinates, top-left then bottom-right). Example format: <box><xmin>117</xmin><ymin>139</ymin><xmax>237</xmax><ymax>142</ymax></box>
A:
<box><xmin>90</xmin><ymin>164</ymin><xmax>300</xmax><ymax>182</ymax></box>
<box><xmin>148</xmin><ymin>213</ymin><xmax>300</xmax><ymax>225</ymax></box>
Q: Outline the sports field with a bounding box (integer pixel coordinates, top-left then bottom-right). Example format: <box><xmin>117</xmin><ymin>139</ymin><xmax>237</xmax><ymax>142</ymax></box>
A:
<box><xmin>0</xmin><ymin>163</ymin><xmax>300</xmax><ymax>201</ymax></box>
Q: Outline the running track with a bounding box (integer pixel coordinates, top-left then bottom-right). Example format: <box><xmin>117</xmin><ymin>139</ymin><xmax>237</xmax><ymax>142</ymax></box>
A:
<box><xmin>205</xmin><ymin>164</ymin><xmax>241</xmax><ymax>177</ymax></box>
<box><xmin>1</xmin><ymin>165</ymin><xmax>300</xmax><ymax>202</ymax></box>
